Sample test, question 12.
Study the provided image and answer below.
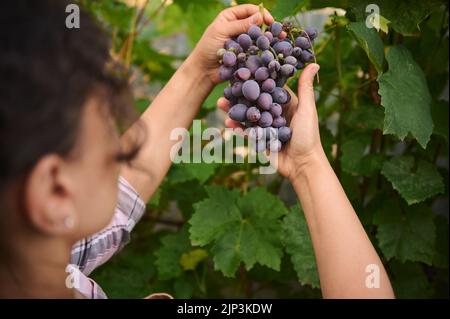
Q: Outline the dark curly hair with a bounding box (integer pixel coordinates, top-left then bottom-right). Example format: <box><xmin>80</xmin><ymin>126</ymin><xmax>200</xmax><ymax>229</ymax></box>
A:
<box><xmin>0</xmin><ymin>0</ymin><xmax>141</xmax><ymax>193</ymax></box>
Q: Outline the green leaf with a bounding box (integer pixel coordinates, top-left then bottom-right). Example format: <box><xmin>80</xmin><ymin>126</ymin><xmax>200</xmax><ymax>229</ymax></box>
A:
<box><xmin>282</xmin><ymin>204</ymin><xmax>320</xmax><ymax>288</ymax></box>
<box><xmin>168</xmin><ymin>163</ymin><xmax>218</xmax><ymax>184</ymax></box>
<box><xmin>381</xmin><ymin>156</ymin><xmax>444</xmax><ymax>205</ymax></box>
<box><xmin>180</xmin><ymin>249</ymin><xmax>208</xmax><ymax>271</ymax></box>
<box><xmin>341</xmin><ymin>134</ymin><xmax>384</xmax><ymax>177</ymax></box>
<box><xmin>189</xmin><ymin>186</ymin><xmax>287</xmax><ymax>277</ymax></box>
<box><xmin>343</xmin><ymin>104</ymin><xmax>384</xmax><ymax>131</ymax></box>
<box><xmin>203</xmin><ymin>82</ymin><xmax>227</xmax><ymax>110</ymax></box>
<box><xmin>155</xmin><ymin>227</ymin><xmax>191</xmax><ymax>280</ymax></box>
<box><xmin>378</xmin><ymin>45</ymin><xmax>433</xmax><ymax>148</ymax></box>
<box><xmin>373</xmin><ymin>201</ymin><xmax>436</xmax><ymax>264</ymax></box>
<box><xmin>390</xmin><ymin>260</ymin><xmax>433</xmax><ymax>298</ymax></box>
<box><xmin>347</xmin><ymin>22</ymin><xmax>384</xmax><ymax>73</ymax></box>
<box><xmin>271</xmin><ymin>0</ymin><xmax>306</xmax><ymax>20</ymax></box>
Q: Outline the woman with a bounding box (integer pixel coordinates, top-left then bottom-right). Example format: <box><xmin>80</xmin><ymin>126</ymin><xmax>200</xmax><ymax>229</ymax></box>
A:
<box><xmin>0</xmin><ymin>0</ymin><xmax>394</xmax><ymax>298</ymax></box>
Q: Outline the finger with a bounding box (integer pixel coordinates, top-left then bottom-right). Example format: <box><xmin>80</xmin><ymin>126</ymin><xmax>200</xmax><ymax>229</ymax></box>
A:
<box><xmin>298</xmin><ymin>63</ymin><xmax>320</xmax><ymax>112</ymax></box>
<box><xmin>225</xmin><ymin>118</ymin><xmax>244</xmax><ymax>129</ymax></box>
<box><xmin>283</xmin><ymin>86</ymin><xmax>299</xmax><ymax>122</ymax></box>
<box><xmin>222</xmin><ymin>4</ymin><xmax>274</xmax><ymax>24</ymax></box>
<box><xmin>217</xmin><ymin>97</ymin><xmax>231</xmax><ymax>112</ymax></box>
<box><xmin>225</xmin><ymin>10</ymin><xmax>274</xmax><ymax>36</ymax></box>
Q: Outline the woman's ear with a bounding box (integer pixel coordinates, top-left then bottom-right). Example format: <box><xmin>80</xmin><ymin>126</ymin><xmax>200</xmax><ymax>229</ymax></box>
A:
<box><xmin>24</xmin><ymin>154</ymin><xmax>78</xmax><ymax>237</ymax></box>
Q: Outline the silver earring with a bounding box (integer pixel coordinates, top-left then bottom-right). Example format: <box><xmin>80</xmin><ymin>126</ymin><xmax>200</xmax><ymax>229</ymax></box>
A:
<box><xmin>64</xmin><ymin>215</ymin><xmax>75</xmax><ymax>229</ymax></box>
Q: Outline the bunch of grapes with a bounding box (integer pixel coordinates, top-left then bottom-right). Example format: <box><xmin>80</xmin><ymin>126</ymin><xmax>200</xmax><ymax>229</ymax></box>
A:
<box><xmin>217</xmin><ymin>21</ymin><xmax>317</xmax><ymax>152</ymax></box>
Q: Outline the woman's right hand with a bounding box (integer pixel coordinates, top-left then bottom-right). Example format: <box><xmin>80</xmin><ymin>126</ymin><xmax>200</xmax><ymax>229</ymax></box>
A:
<box><xmin>217</xmin><ymin>63</ymin><xmax>324</xmax><ymax>181</ymax></box>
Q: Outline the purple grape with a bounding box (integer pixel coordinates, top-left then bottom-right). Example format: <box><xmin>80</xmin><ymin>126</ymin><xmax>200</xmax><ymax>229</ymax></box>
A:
<box><xmin>272</xmin><ymin>87</ymin><xmax>289</xmax><ymax>104</ymax></box>
<box><xmin>261</xmin><ymin>78</ymin><xmax>276</xmax><ymax>93</ymax></box>
<box><xmin>242</xmin><ymin>80</ymin><xmax>260</xmax><ymax>101</ymax></box>
<box><xmin>261</xmin><ymin>50</ymin><xmax>275</xmax><ymax>66</ymax></box>
<box><xmin>284</xmin><ymin>56</ymin><xmax>297</xmax><ymax>66</ymax></box>
<box><xmin>300</xmin><ymin>49</ymin><xmax>314</xmax><ymax>63</ymax></box>
<box><xmin>270</xmin><ymin>22</ymin><xmax>283</xmax><ymax>37</ymax></box>
<box><xmin>257</xmin><ymin>92</ymin><xmax>273</xmax><ymax>111</ymax></box>
<box><xmin>296</xmin><ymin>61</ymin><xmax>305</xmax><ymax>70</ymax></box>
<box><xmin>235</xmin><ymin>67</ymin><xmax>251</xmax><ymax>81</ymax></box>
<box><xmin>295</xmin><ymin>36</ymin><xmax>311</xmax><ymax>50</ymax></box>
<box><xmin>278</xmin><ymin>126</ymin><xmax>292</xmax><ymax>143</ymax></box>
<box><xmin>292</xmin><ymin>47</ymin><xmax>302</xmax><ymax>58</ymax></box>
<box><xmin>225</xmin><ymin>40</ymin><xmax>243</xmax><ymax>54</ymax></box>
<box><xmin>256</xmin><ymin>35</ymin><xmax>270</xmax><ymax>50</ymax></box>
<box><xmin>231</xmin><ymin>81</ymin><xmax>243</xmax><ymax>97</ymax></box>
<box><xmin>228</xmin><ymin>104</ymin><xmax>248</xmax><ymax>122</ymax></box>
<box><xmin>267</xmin><ymin>139</ymin><xmax>282</xmax><ymax>152</ymax></box>
<box><xmin>245</xmin><ymin>55</ymin><xmax>262</xmax><ymax>74</ymax></box>
<box><xmin>255</xmin><ymin>67</ymin><xmax>269</xmax><ymax>81</ymax></box>
<box><xmin>264</xmin><ymin>31</ymin><xmax>274</xmax><ymax>42</ymax></box>
<box><xmin>246</xmin><ymin>106</ymin><xmax>261</xmax><ymax>122</ymax></box>
<box><xmin>258</xmin><ymin>111</ymin><xmax>273</xmax><ymax>128</ymax></box>
<box><xmin>248</xmin><ymin>126</ymin><xmax>264</xmax><ymax>140</ymax></box>
<box><xmin>270</xmin><ymin>103</ymin><xmax>282</xmax><ymax>117</ymax></box>
<box><xmin>222</xmin><ymin>51</ymin><xmax>237</xmax><ymax>67</ymax></box>
<box><xmin>237</xmin><ymin>97</ymin><xmax>252</xmax><ymax>107</ymax></box>
<box><xmin>219</xmin><ymin>65</ymin><xmax>234</xmax><ymax>81</ymax></box>
<box><xmin>280</xmin><ymin>64</ymin><xmax>295</xmax><ymax>76</ymax></box>
<box><xmin>248</xmin><ymin>45</ymin><xmax>259</xmax><ymax>55</ymax></box>
<box><xmin>237</xmin><ymin>33</ymin><xmax>252</xmax><ymax>50</ymax></box>
<box><xmin>248</xmin><ymin>25</ymin><xmax>262</xmax><ymax>40</ymax></box>
<box><xmin>251</xmin><ymin>139</ymin><xmax>267</xmax><ymax>153</ymax></box>
<box><xmin>274</xmin><ymin>41</ymin><xmax>293</xmax><ymax>57</ymax></box>
<box><xmin>237</xmin><ymin>52</ymin><xmax>247</xmax><ymax>64</ymax></box>
<box><xmin>268</xmin><ymin>60</ymin><xmax>281</xmax><ymax>72</ymax></box>
<box><xmin>303</xmin><ymin>27</ymin><xmax>318</xmax><ymax>40</ymax></box>
<box><xmin>272</xmin><ymin>116</ymin><xmax>287</xmax><ymax>128</ymax></box>
<box><xmin>223</xmin><ymin>86</ymin><xmax>233</xmax><ymax>100</ymax></box>
<box><xmin>224</xmin><ymin>39</ymin><xmax>238</xmax><ymax>50</ymax></box>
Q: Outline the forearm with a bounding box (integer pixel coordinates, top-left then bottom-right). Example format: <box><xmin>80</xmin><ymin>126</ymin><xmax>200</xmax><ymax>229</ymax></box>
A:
<box><xmin>291</xmin><ymin>149</ymin><xmax>394</xmax><ymax>298</ymax></box>
<box><xmin>120</xmin><ymin>53</ymin><xmax>214</xmax><ymax>202</ymax></box>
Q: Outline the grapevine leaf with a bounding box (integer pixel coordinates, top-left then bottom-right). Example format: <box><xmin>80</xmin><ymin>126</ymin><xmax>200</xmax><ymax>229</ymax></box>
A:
<box><xmin>343</xmin><ymin>104</ymin><xmax>384</xmax><ymax>131</ymax></box>
<box><xmin>282</xmin><ymin>204</ymin><xmax>320</xmax><ymax>288</ymax></box>
<box><xmin>180</xmin><ymin>249</ymin><xmax>208</xmax><ymax>271</ymax></box>
<box><xmin>168</xmin><ymin>163</ymin><xmax>218</xmax><ymax>184</ymax></box>
<box><xmin>341</xmin><ymin>134</ymin><xmax>384</xmax><ymax>177</ymax></box>
<box><xmin>189</xmin><ymin>186</ymin><xmax>287</xmax><ymax>277</ymax></box>
<box><xmin>381</xmin><ymin>156</ymin><xmax>444</xmax><ymax>205</ymax></box>
<box><xmin>378</xmin><ymin>45</ymin><xmax>433</xmax><ymax>148</ymax></box>
<box><xmin>347</xmin><ymin>22</ymin><xmax>384</xmax><ymax>73</ymax></box>
<box><xmin>271</xmin><ymin>0</ymin><xmax>307</xmax><ymax>20</ymax></box>
<box><xmin>373</xmin><ymin>201</ymin><xmax>436</xmax><ymax>264</ymax></box>
<box><xmin>155</xmin><ymin>227</ymin><xmax>191</xmax><ymax>280</ymax></box>
<box><xmin>390</xmin><ymin>260</ymin><xmax>433</xmax><ymax>298</ymax></box>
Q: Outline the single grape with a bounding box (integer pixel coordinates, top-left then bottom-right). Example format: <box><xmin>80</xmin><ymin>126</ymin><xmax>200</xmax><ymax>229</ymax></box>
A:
<box><xmin>228</xmin><ymin>104</ymin><xmax>248</xmax><ymax>122</ymax></box>
<box><xmin>248</xmin><ymin>45</ymin><xmax>259</xmax><ymax>55</ymax></box>
<box><xmin>270</xmin><ymin>21</ymin><xmax>283</xmax><ymax>37</ymax></box>
<box><xmin>231</xmin><ymin>81</ymin><xmax>243</xmax><ymax>97</ymax></box>
<box><xmin>245</xmin><ymin>55</ymin><xmax>262</xmax><ymax>74</ymax></box>
<box><xmin>235</xmin><ymin>67</ymin><xmax>251</xmax><ymax>81</ymax></box>
<box><xmin>237</xmin><ymin>52</ymin><xmax>247</xmax><ymax>64</ymax></box>
<box><xmin>270</xmin><ymin>103</ymin><xmax>282</xmax><ymax>117</ymax></box>
<box><xmin>261</xmin><ymin>50</ymin><xmax>275</xmax><ymax>66</ymax></box>
<box><xmin>246</xmin><ymin>106</ymin><xmax>261</xmax><ymax>122</ymax></box>
<box><xmin>255</xmin><ymin>67</ymin><xmax>269</xmax><ymax>82</ymax></box>
<box><xmin>258</xmin><ymin>111</ymin><xmax>273</xmax><ymax>128</ymax></box>
<box><xmin>272</xmin><ymin>87</ymin><xmax>289</xmax><ymax>104</ymax></box>
<box><xmin>261</xmin><ymin>78</ymin><xmax>276</xmax><ymax>93</ymax></box>
<box><xmin>248</xmin><ymin>25</ymin><xmax>262</xmax><ymax>40</ymax></box>
<box><xmin>300</xmin><ymin>49</ymin><xmax>314</xmax><ymax>63</ymax></box>
<box><xmin>272</xmin><ymin>116</ymin><xmax>287</xmax><ymax>128</ymax></box>
<box><xmin>292</xmin><ymin>47</ymin><xmax>302</xmax><ymax>58</ymax></box>
<box><xmin>222</xmin><ymin>51</ymin><xmax>237</xmax><ymax>67</ymax></box>
<box><xmin>257</xmin><ymin>92</ymin><xmax>273</xmax><ymax>111</ymax></box>
<box><xmin>295</xmin><ymin>36</ymin><xmax>311</xmax><ymax>50</ymax></box>
<box><xmin>296</xmin><ymin>61</ymin><xmax>305</xmax><ymax>70</ymax></box>
<box><xmin>242</xmin><ymin>80</ymin><xmax>260</xmax><ymax>101</ymax></box>
<box><xmin>217</xmin><ymin>48</ymin><xmax>226</xmax><ymax>59</ymax></box>
<box><xmin>280</xmin><ymin>64</ymin><xmax>295</xmax><ymax>76</ymax></box>
<box><xmin>284</xmin><ymin>56</ymin><xmax>297</xmax><ymax>66</ymax></box>
<box><xmin>264</xmin><ymin>31</ymin><xmax>274</xmax><ymax>42</ymax></box>
<box><xmin>268</xmin><ymin>60</ymin><xmax>281</xmax><ymax>72</ymax></box>
<box><xmin>223</xmin><ymin>86</ymin><xmax>233</xmax><ymax>100</ymax></box>
<box><xmin>237</xmin><ymin>33</ymin><xmax>252</xmax><ymax>50</ymax></box>
<box><xmin>248</xmin><ymin>126</ymin><xmax>264</xmax><ymax>140</ymax></box>
<box><xmin>237</xmin><ymin>97</ymin><xmax>252</xmax><ymax>107</ymax></box>
<box><xmin>274</xmin><ymin>41</ymin><xmax>293</xmax><ymax>56</ymax></box>
<box><xmin>224</xmin><ymin>39</ymin><xmax>238</xmax><ymax>50</ymax></box>
<box><xmin>278</xmin><ymin>126</ymin><xmax>291</xmax><ymax>143</ymax></box>
<box><xmin>267</xmin><ymin>139</ymin><xmax>282</xmax><ymax>152</ymax></box>
<box><xmin>303</xmin><ymin>27</ymin><xmax>317</xmax><ymax>40</ymax></box>
<box><xmin>256</xmin><ymin>35</ymin><xmax>270</xmax><ymax>51</ymax></box>
<box><xmin>225</xmin><ymin>40</ymin><xmax>243</xmax><ymax>54</ymax></box>
<box><xmin>219</xmin><ymin>65</ymin><xmax>234</xmax><ymax>81</ymax></box>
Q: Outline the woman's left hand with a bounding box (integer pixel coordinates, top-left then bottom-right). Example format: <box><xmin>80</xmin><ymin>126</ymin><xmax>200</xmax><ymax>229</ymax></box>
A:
<box><xmin>190</xmin><ymin>4</ymin><xmax>274</xmax><ymax>85</ymax></box>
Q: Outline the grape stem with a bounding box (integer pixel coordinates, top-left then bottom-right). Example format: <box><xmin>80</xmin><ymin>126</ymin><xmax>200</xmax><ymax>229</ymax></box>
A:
<box><xmin>258</xmin><ymin>3</ymin><xmax>268</xmax><ymax>33</ymax></box>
